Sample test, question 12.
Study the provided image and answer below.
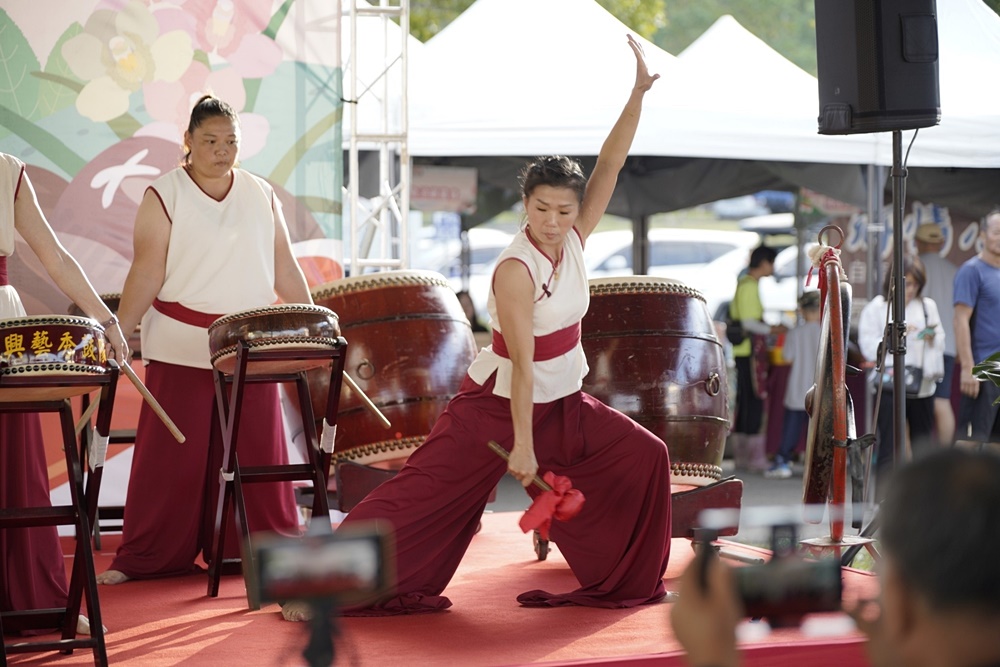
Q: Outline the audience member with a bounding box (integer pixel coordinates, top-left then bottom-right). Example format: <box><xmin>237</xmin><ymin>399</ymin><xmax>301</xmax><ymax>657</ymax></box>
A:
<box><xmin>729</xmin><ymin>245</ymin><xmax>786</xmax><ymax>473</ymax></box>
<box><xmin>766</xmin><ymin>289</ymin><xmax>821</xmax><ymax>479</ymax></box>
<box><xmin>915</xmin><ymin>222</ymin><xmax>958</xmax><ymax>444</ymax></box>
<box><xmin>671</xmin><ymin>447</ymin><xmax>1000</xmax><ymax>667</ymax></box>
<box><xmin>954</xmin><ymin>210</ymin><xmax>1000</xmax><ymax>445</ymax></box>
<box><xmin>858</xmin><ymin>255</ymin><xmax>945</xmax><ymax>482</ymax></box>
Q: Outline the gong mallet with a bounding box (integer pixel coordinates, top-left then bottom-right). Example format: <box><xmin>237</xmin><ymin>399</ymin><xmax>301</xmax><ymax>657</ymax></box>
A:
<box><xmin>487</xmin><ymin>440</ymin><xmax>553</xmax><ymax>491</ymax></box>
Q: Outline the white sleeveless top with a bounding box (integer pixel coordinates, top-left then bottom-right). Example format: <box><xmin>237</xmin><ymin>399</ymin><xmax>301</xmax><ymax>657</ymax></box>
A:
<box><xmin>140</xmin><ymin>167</ymin><xmax>279</xmax><ymax>369</ymax></box>
<box><xmin>467</xmin><ymin>228</ymin><xmax>589</xmax><ymax>403</ymax></box>
<box><xmin>0</xmin><ymin>153</ymin><xmax>24</xmax><ymax>317</ymax></box>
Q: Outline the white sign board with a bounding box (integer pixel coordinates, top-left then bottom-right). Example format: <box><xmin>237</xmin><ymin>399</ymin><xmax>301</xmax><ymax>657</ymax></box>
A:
<box><xmin>411</xmin><ymin>165</ymin><xmax>478</xmax><ymax>214</ymax></box>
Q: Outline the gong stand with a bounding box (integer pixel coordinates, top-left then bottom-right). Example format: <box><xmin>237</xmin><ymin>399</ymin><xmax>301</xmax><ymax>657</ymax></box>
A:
<box><xmin>837</xmin><ymin>129</ymin><xmax>910</xmax><ymax>567</ymax></box>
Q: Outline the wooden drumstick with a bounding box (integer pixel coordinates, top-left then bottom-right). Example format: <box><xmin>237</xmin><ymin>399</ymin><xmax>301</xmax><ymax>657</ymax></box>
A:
<box><xmin>119</xmin><ymin>362</ymin><xmax>186</xmax><ymax>443</ymax></box>
<box><xmin>341</xmin><ymin>371</ymin><xmax>391</xmax><ymax>429</ymax></box>
<box><xmin>487</xmin><ymin>440</ymin><xmax>552</xmax><ymax>491</ymax></box>
<box><xmin>75</xmin><ymin>394</ymin><xmax>101</xmax><ymax>436</ymax></box>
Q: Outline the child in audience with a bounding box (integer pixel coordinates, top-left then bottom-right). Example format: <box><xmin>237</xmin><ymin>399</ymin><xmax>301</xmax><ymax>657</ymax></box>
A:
<box><xmin>766</xmin><ymin>290</ymin><xmax>821</xmax><ymax>478</ymax></box>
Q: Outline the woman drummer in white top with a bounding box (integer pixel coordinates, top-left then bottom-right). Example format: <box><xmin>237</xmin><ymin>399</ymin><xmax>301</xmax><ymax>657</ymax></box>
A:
<box><xmin>312</xmin><ymin>34</ymin><xmax>672</xmax><ymax>618</ymax></box>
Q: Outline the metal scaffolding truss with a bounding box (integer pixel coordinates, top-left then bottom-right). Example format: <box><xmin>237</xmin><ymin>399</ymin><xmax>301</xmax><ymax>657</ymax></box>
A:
<box><xmin>345</xmin><ymin>0</ymin><xmax>410</xmax><ymax>274</ymax></box>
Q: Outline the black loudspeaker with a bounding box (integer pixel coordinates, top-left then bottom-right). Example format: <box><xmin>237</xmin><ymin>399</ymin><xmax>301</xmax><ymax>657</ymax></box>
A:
<box><xmin>815</xmin><ymin>0</ymin><xmax>940</xmax><ymax>135</ymax></box>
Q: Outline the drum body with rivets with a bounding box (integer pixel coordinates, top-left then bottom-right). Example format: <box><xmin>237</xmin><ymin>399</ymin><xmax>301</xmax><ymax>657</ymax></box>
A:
<box><xmin>309</xmin><ymin>270</ymin><xmax>477</xmax><ymax>468</ymax></box>
<box><xmin>581</xmin><ymin>277</ymin><xmax>730</xmax><ymax>486</ymax></box>
<box><xmin>0</xmin><ymin>315</ymin><xmax>110</xmax><ymax>401</ymax></box>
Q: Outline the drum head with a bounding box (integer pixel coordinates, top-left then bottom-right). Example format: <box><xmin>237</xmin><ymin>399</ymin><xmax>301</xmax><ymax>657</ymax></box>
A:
<box><xmin>208</xmin><ymin>305</ymin><xmax>342</xmax><ymax>376</ymax></box>
<box><xmin>311</xmin><ymin>269</ymin><xmax>451</xmax><ymax>302</ymax></box>
<box><xmin>588</xmin><ymin>276</ymin><xmax>706</xmax><ymax>302</ymax></box>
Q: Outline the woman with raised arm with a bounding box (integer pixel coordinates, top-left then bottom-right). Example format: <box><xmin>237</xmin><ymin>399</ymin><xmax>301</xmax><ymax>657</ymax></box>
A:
<box><xmin>0</xmin><ymin>152</ymin><xmax>129</xmax><ymax>634</ymax></box>
<box><xmin>285</xmin><ymin>35</ymin><xmax>669</xmax><ymax>620</ymax></box>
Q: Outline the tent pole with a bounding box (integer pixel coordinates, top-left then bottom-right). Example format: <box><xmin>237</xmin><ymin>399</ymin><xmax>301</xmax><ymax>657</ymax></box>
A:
<box><xmin>633</xmin><ymin>214</ymin><xmax>651</xmax><ymax>275</ymax></box>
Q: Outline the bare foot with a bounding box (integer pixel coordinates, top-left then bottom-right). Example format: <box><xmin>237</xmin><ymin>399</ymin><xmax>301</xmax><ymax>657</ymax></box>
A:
<box><xmin>281</xmin><ymin>601</ymin><xmax>313</xmax><ymax>622</ymax></box>
<box><xmin>96</xmin><ymin>569</ymin><xmax>130</xmax><ymax>585</ymax></box>
<box><xmin>77</xmin><ymin>615</ymin><xmax>108</xmax><ymax>636</ymax></box>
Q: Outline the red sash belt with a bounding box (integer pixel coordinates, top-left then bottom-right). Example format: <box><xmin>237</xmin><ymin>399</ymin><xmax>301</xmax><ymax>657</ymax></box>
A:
<box><xmin>0</xmin><ymin>256</ymin><xmax>7</xmax><ymax>286</ymax></box>
<box><xmin>153</xmin><ymin>298</ymin><xmax>225</xmax><ymax>328</ymax></box>
<box><xmin>492</xmin><ymin>322</ymin><xmax>580</xmax><ymax>362</ymax></box>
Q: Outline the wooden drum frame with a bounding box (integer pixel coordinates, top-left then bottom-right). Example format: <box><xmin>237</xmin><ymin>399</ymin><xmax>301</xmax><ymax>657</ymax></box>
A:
<box><xmin>0</xmin><ymin>314</ymin><xmax>111</xmax><ymax>401</ymax></box>
<box><xmin>581</xmin><ymin>277</ymin><xmax>730</xmax><ymax>486</ymax></box>
<box><xmin>309</xmin><ymin>270</ymin><xmax>477</xmax><ymax>469</ymax></box>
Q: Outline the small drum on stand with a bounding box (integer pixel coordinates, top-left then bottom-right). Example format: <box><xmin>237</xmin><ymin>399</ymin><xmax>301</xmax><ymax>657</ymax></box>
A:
<box><xmin>581</xmin><ymin>276</ymin><xmax>730</xmax><ymax>486</ymax></box>
<box><xmin>0</xmin><ymin>315</ymin><xmax>111</xmax><ymax>401</ymax></box>
<box><xmin>208</xmin><ymin>304</ymin><xmax>342</xmax><ymax>376</ymax></box>
<box><xmin>309</xmin><ymin>270</ymin><xmax>477</xmax><ymax>470</ymax></box>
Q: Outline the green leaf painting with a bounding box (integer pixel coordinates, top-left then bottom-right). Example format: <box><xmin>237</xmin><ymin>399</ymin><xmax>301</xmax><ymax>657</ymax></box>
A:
<box><xmin>0</xmin><ymin>8</ymin><xmax>42</xmax><ymax>141</ymax></box>
<box><xmin>37</xmin><ymin>23</ymin><xmax>84</xmax><ymax>118</ymax></box>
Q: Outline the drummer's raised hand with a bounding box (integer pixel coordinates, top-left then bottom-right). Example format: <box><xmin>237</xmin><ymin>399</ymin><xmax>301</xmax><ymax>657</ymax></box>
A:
<box><xmin>626</xmin><ymin>34</ymin><xmax>659</xmax><ymax>94</ymax></box>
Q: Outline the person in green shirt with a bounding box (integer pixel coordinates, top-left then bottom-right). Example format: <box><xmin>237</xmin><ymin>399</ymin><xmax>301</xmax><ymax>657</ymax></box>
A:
<box><xmin>728</xmin><ymin>245</ymin><xmax>785</xmax><ymax>472</ymax></box>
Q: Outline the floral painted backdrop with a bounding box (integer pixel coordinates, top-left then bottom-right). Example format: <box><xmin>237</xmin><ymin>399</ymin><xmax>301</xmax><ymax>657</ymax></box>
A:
<box><xmin>0</xmin><ymin>0</ymin><xmax>344</xmax><ymax>315</ymax></box>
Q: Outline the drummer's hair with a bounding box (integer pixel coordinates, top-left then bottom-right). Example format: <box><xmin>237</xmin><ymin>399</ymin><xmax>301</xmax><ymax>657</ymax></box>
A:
<box><xmin>880</xmin><ymin>447</ymin><xmax>1000</xmax><ymax>615</ymax></box>
<box><xmin>183</xmin><ymin>95</ymin><xmax>240</xmax><ymax>164</ymax></box>
<box><xmin>519</xmin><ymin>156</ymin><xmax>588</xmax><ymax>203</ymax></box>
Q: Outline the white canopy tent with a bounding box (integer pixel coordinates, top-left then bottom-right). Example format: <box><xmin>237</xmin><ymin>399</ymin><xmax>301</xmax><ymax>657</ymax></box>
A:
<box><xmin>407</xmin><ymin>0</ymin><xmax>1000</xmax><ymax>224</ymax></box>
<box><xmin>902</xmin><ymin>0</ymin><xmax>1000</xmax><ymax>168</ymax></box>
<box><xmin>408</xmin><ymin>0</ymin><xmax>674</xmax><ymax>157</ymax></box>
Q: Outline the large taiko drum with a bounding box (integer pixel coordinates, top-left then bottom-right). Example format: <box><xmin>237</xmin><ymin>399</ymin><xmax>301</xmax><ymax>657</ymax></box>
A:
<box><xmin>581</xmin><ymin>277</ymin><xmax>730</xmax><ymax>486</ymax></box>
<box><xmin>309</xmin><ymin>270</ymin><xmax>477</xmax><ymax>468</ymax></box>
<box><xmin>0</xmin><ymin>315</ymin><xmax>111</xmax><ymax>401</ymax></box>
<box><xmin>207</xmin><ymin>304</ymin><xmax>343</xmax><ymax>376</ymax></box>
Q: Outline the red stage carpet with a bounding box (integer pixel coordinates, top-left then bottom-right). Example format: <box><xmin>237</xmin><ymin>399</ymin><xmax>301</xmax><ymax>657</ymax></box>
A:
<box><xmin>9</xmin><ymin>513</ymin><xmax>875</xmax><ymax>666</ymax></box>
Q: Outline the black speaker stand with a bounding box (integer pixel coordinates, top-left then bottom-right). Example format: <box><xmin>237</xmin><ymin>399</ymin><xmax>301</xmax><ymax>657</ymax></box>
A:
<box><xmin>842</xmin><ymin>129</ymin><xmax>909</xmax><ymax>567</ymax></box>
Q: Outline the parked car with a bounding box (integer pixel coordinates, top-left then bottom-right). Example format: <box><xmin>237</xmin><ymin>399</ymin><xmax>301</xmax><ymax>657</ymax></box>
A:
<box><xmin>414</xmin><ymin>226</ymin><xmax>515</xmax><ymax>323</ymax></box>
<box><xmin>583</xmin><ymin>228</ymin><xmax>761</xmax><ymax>318</ymax></box>
<box><xmin>710</xmin><ymin>195</ymin><xmax>770</xmax><ymax>220</ymax></box>
<box><xmin>754</xmin><ymin>190</ymin><xmax>797</xmax><ymax>213</ymax></box>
